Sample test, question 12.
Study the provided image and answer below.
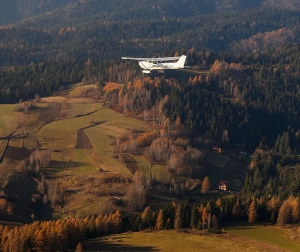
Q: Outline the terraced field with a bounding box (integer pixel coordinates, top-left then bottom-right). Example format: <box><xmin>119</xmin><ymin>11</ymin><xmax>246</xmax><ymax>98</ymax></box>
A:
<box><xmin>0</xmin><ymin>85</ymin><xmax>149</xmax><ymax>217</ymax></box>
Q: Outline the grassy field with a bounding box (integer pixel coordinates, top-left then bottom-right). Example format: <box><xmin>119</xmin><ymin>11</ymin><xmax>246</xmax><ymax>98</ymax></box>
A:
<box><xmin>136</xmin><ymin>156</ymin><xmax>172</xmax><ymax>184</ymax></box>
<box><xmin>0</xmin><ymin>105</ymin><xmax>17</xmax><ymax>157</ymax></box>
<box><xmin>0</xmin><ymin>104</ymin><xmax>17</xmax><ymax>137</ymax></box>
<box><xmin>226</xmin><ymin>224</ymin><xmax>300</xmax><ymax>252</ymax></box>
<box><xmin>206</xmin><ymin>152</ymin><xmax>230</xmax><ymax>168</ymax></box>
<box><xmin>40</xmin><ymin>105</ymin><xmax>147</xmax><ymax>177</ymax></box>
<box><xmin>68</xmin><ymin>84</ymin><xmax>98</xmax><ymax>97</ymax></box>
<box><xmin>85</xmin><ymin>127</ymin><xmax>131</xmax><ymax>176</ymax></box>
<box><xmin>83</xmin><ymin>229</ymin><xmax>292</xmax><ymax>252</ymax></box>
<box><xmin>62</xmin><ymin>102</ymin><xmax>102</xmax><ymax>119</ymax></box>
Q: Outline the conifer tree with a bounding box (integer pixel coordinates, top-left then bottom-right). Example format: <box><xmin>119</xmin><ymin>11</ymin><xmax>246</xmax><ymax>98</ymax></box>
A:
<box><xmin>75</xmin><ymin>242</ymin><xmax>83</xmax><ymax>252</ymax></box>
<box><xmin>201</xmin><ymin>207</ymin><xmax>208</xmax><ymax>229</ymax></box>
<box><xmin>277</xmin><ymin>200</ymin><xmax>291</xmax><ymax>226</ymax></box>
<box><xmin>190</xmin><ymin>205</ymin><xmax>200</xmax><ymax>229</ymax></box>
<box><xmin>232</xmin><ymin>199</ymin><xmax>241</xmax><ymax>220</ymax></box>
<box><xmin>155</xmin><ymin>209</ymin><xmax>164</xmax><ymax>230</ymax></box>
<box><xmin>291</xmin><ymin>197</ymin><xmax>300</xmax><ymax>223</ymax></box>
<box><xmin>248</xmin><ymin>200</ymin><xmax>257</xmax><ymax>223</ymax></box>
<box><xmin>201</xmin><ymin>176</ymin><xmax>210</xmax><ymax>194</ymax></box>
<box><xmin>114</xmin><ymin>210</ymin><xmax>123</xmax><ymax>233</ymax></box>
<box><xmin>174</xmin><ymin>204</ymin><xmax>183</xmax><ymax>229</ymax></box>
<box><xmin>141</xmin><ymin>206</ymin><xmax>153</xmax><ymax>229</ymax></box>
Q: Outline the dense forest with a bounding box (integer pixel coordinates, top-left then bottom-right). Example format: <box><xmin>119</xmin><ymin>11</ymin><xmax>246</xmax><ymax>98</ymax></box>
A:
<box><xmin>1</xmin><ymin>1</ymin><xmax>300</xmax><ymax>65</ymax></box>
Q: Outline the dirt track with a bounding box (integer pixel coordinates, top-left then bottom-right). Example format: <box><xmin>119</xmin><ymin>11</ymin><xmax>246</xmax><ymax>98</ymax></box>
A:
<box><xmin>37</xmin><ymin>103</ymin><xmax>62</xmax><ymax>123</ymax></box>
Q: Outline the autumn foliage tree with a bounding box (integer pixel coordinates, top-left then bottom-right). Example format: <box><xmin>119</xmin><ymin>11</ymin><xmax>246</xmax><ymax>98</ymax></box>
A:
<box><xmin>201</xmin><ymin>176</ymin><xmax>210</xmax><ymax>194</ymax></box>
<box><xmin>248</xmin><ymin>199</ymin><xmax>257</xmax><ymax>223</ymax></box>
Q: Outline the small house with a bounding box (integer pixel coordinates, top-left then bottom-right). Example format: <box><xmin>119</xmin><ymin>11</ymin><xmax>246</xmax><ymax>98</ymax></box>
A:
<box><xmin>219</xmin><ymin>180</ymin><xmax>228</xmax><ymax>191</ymax></box>
<box><xmin>213</xmin><ymin>146</ymin><xmax>222</xmax><ymax>153</ymax></box>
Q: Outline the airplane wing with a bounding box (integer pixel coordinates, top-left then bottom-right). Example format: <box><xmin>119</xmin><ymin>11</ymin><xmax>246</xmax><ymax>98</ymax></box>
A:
<box><xmin>121</xmin><ymin>56</ymin><xmax>181</xmax><ymax>61</ymax></box>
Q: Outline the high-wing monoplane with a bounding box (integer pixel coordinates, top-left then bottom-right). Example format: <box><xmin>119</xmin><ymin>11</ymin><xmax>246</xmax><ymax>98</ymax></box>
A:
<box><xmin>121</xmin><ymin>55</ymin><xmax>187</xmax><ymax>73</ymax></box>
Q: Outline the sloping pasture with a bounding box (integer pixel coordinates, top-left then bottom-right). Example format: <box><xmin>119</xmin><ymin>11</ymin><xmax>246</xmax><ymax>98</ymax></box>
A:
<box><xmin>39</xmin><ymin>106</ymin><xmax>146</xmax><ymax>177</ymax></box>
<box><xmin>83</xmin><ymin>229</ymin><xmax>291</xmax><ymax>252</ymax></box>
<box><xmin>227</xmin><ymin>224</ymin><xmax>300</xmax><ymax>251</ymax></box>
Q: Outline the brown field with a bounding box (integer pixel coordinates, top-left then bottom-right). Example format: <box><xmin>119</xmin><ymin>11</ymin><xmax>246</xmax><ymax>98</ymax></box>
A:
<box><xmin>119</xmin><ymin>153</ymin><xmax>138</xmax><ymax>174</ymax></box>
<box><xmin>3</xmin><ymin>146</ymin><xmax>32</xmax><ymax>161</ymax></box>
<box><xmin>37</xmin><ymin>103</ymin><xmax>62</xmax><ymax>123</ymax></box>
<box><xmin>75</xmin><ymin>129</ymin><xmax>93</xmax><ymax>149</ymax></box>
<box><xmin>0</xmin><ymin>145</ymin><xmax>32</xmax><ymax>188</ymax></box>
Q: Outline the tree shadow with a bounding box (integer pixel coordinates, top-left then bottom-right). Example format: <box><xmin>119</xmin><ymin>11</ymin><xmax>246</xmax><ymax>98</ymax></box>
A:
<box><xmin>83</xmin><ymin>239</ymin><xmax>160</xmax><ymax>251</ymax></box>
<box><xmin>49</xmin><ymin>160</ymin><xmax>88</xmax><ymax>169</ymax></box>
<box><xmin>223</xmin><ymin>221</ymin><xmax>256</xmax><ymax>230</ymax></box>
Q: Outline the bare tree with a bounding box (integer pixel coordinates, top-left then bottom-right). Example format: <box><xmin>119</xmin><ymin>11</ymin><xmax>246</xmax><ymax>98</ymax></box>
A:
<box><xmin>126</xmin><ymin>171</ymin><xmax>150</xmax><ymax>211</ymax></box>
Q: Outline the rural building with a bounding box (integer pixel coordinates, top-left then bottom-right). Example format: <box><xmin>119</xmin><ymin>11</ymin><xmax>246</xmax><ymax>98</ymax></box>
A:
<box><xmin>219</xmin><ymin>180</ymin><xmax>228</xmax><ymax>191</ymax></box>
<box><xmin>213</xmin><ymin>146</ymin><xmax>222</xmax><ymax>153</ymax></box>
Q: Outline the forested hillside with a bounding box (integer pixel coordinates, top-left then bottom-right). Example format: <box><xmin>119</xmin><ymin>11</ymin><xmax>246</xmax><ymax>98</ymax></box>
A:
<box><xmin>1</xmin><ymin>2</ymin><xmax>300</xmax><ymax>250</ymax></box>
<box><xmin>3</xmin><ymin>0</ymin><xmax>300</xmax><ymax>26</ymax></box>
<box><xmin>0</xmin><ymin>0</ymin><xmax>74</xmax><ymax>24</ymax></box>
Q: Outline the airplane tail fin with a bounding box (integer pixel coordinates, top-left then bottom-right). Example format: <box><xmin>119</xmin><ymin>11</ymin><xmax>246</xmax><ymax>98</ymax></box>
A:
<box><xmin>175</xmin><ymin>55</ymin><xmax>187</xmax><ymax>68</ymax></box>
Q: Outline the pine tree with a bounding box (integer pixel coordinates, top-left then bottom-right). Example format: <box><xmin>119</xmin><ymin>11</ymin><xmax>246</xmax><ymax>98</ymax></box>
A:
<box><xmin>201</xmin><ymin>176</ymin><xmax>210</xmax><ymax>194</ymax></box>
<box><xmin>112</xmin><ymin>210</ymin><xmax>123</xmax><ymax>233</ymax></box>
<box><xmin>247</xmin><ymin>200</ymin><xmax>257</xmax><ymax>223</ymax></box>
<box><xmin>174</xmin><ymin>204</ymin><xmax>183</xmax><ymax>229</ymax></box>
<box><xmin>75</xmin><ymin>242</ymin><xmax>83</xmax><ymax>252</ymax></box>
<box><xmin>277</xmin><ymin>200</ymin><xmax>291</xmax><ymax>226</ymax></box>
<box><xmin>141</xmin><ymin>206</ymin><xmax>153</xmax><ymax>229</ymax></box>
<box><xmin>155</xmin><ymin>209</ymin><xmax>164</xmax><ymax>230</ymax></box>
<box><xmin>201</xmin><ymin>207</ymin><xmax>208</xmax><ymax>229</ymax></box>
<box><xmin>291</xmin><ymin>197</ymin><xmax>300</xmax><ymax>223</ymax></box>
<box><xmin>232</xmin><ymin>199</ymin><xmax>241</xmax><ymax>220</ymax></box>
<box><xmin>190</xmin><ymin>205</ymin><xmax>200</xmax><ymax>229</ymax></box>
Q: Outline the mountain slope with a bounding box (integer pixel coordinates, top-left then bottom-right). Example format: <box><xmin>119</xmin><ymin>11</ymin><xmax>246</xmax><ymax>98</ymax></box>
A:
<box><xmin>0</xmin><ymin>0</ymin><xmax>75</xmax><ymax>25</ymax></box>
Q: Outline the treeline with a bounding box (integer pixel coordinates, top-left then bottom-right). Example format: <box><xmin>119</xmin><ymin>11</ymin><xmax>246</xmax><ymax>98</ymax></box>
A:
<box><xmin>2</xmin><ymin>194</ymin><xmax>300</xmax><ymax>251</ymax></box>
<box><xmin>0</xmin><ymin>210</ymin><xmax>123</xmax><ymax>252</ymax></box>
<box><xmin>0</xmin><ymin>59</ymin><xmax>109</xmax><ymax>103</ymax></box>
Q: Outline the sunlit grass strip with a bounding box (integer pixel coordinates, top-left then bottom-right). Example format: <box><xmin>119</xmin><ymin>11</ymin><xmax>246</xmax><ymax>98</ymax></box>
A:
<box><xmin>85</xmin><ymin>126</ymin><xmax>132</xmax><ymax>176</ymax></box>
<box><xmin>226</xmin><ymin>224</ymin><xmax>300</xmax><ymax>251</ymax></box>
<box><xmin>83</xmin><ymin>229</ymin><xmax>289</xmax><ymax>252</ymax></box>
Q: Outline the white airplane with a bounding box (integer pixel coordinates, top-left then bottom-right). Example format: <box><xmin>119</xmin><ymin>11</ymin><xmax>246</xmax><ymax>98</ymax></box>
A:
<box><xmin>121</xmin><ymin>55</ymin><xmax>187</xmax><ymax>74</ymax></box>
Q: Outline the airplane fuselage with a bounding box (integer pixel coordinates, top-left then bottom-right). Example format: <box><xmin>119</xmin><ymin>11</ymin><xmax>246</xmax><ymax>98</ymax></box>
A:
<box><xmin>122</xmin><ymin>55</ymin><xmax>187</xmax><ymax>74</ymax></box>
<box><xmin>139</xmin><ymin>61</ymin><xmax>180</xmax><ymax>70</ymax></box>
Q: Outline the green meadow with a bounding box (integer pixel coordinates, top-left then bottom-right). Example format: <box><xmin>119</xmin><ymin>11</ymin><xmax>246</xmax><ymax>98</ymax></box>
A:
<box><xmin>83</xmin><ymin>229</ymin><xmax>294</xmax><ymax>252</ymax></box>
